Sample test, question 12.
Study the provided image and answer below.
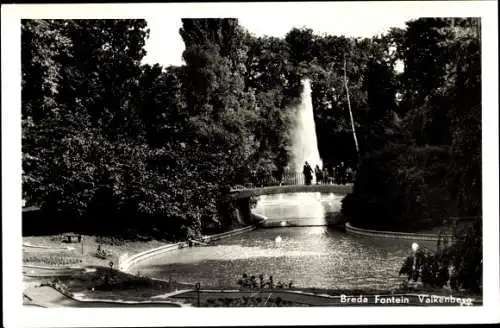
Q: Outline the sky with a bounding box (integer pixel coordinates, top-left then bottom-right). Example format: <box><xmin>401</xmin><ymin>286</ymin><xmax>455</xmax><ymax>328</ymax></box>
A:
<box><xmin>142</xmin><ymin>16</ymin><xmax>413</xmax><ymax>67</ymax></box>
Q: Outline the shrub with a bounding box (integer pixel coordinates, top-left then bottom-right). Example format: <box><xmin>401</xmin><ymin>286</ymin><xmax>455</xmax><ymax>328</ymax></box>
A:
<box><xmin>399</xmin><ymin>219</ymin><xmax>482</xmax><ymax>292</ymax></box>
<box><xmin>442</xmin><ymin>219</ymin><xmax>482</xmax><ymax>292</ymax></box>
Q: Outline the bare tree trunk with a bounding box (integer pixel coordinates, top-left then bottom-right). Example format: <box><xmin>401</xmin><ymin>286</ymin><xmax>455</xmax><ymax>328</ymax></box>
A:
<box><xmin>343</xmin><ymin>54</ymin><xmax>360</xmax><ymax>163</ymax></box>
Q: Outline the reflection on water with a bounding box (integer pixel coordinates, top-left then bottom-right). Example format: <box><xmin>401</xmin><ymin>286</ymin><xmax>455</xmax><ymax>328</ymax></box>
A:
<box><xmin>134</xmin><ymin>226</ymin><xmax>437</xmax><ymax>290</ymax></box>
<box><xmin>253</xmin><ymin>192</ymin><xmax>343</xmax><ymax>226</ymax></box>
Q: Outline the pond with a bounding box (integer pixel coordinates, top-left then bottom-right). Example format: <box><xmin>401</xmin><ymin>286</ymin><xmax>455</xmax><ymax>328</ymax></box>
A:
<box><xmin>133</xmin><ymin>192</ymin><xmax>437</xmax><ymax>290</ymax></box>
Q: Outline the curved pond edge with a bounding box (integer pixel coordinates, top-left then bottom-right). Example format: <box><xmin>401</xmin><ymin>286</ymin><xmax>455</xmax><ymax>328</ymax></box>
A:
<box><xmin>120</xmin><ymin>224</ymin><xmax>258</xmax><ymax>273</ymax></box>
<box><xmin>345</xmin><ymin>222</ymin><xmax>453</xmax><ymax>241</ymax></box>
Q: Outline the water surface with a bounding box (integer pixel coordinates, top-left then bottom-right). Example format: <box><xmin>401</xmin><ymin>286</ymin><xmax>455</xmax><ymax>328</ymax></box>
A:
<box><xmin>134</xmin><ymin>226</ymin><xmax>436</xmax><ymax>290</ymax></box>
<box><xmin>253</xmin><ymin>192</ymin><xmax>344</xmax><ymax>226</ymax></box>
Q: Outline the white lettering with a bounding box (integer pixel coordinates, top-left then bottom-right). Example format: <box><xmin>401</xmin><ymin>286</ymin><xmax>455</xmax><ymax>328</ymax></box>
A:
<box><xmin>340</xmin><ymin>295</ymin><xmax>368</xmax><ymax>303</ymax></box>
<box><xmin>416</xmin><ymin>294</ymin><xmax>474</xmax><ymax>306</ymax></box>
<box><xmin>374</xmin><ymin>295</ymin><xmax>409</xmax><ymax>304</ymax></box>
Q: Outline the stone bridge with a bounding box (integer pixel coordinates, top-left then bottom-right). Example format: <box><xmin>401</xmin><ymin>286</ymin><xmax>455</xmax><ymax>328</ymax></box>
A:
<box><xmin>227</xmin><ymin>184</ymin><xmax>353</xmax><ymax>200</ymax></box>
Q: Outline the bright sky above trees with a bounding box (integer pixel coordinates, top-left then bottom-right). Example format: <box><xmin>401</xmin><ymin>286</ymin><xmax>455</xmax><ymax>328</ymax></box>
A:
<box><xmin>142</xmin><ymin>16</ymin><xmax>413</xmax><ymax>67</ymax></box>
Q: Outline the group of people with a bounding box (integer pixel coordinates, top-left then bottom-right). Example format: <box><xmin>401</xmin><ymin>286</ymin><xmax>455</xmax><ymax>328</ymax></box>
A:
<box><xmin>237</xmin><ymin>273</ymin><xmax>294</xmax><ymax>289</ymax></box>
<box><xmin>96</xmin><ymin>244</ymin><xmax>112</xmax><ymax>259</ymax></box>
<box><xmin>247</xmin><ymin>161</ymin><xmax>356</xmax><ymax>187</ymax></box>
<box><xmin>302</xmin><ymin>161</ymin><xmax>355</xmax><ymax>185</ymax></box>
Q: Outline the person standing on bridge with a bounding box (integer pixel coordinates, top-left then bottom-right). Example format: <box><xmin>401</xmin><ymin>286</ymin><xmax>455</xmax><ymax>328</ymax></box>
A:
<box><xmin>322</xmin><ymin>166</ymin><xmax>329</xmax><ymax>184</ymax></box>
<box><xmin>346</xmin><ymin>166</ymin><xmax>353</xmax><ymax>183</ymax></box>
<box><xmin>303</xmin><ymin>161</ymin><xmax>313</xmax><ymax>185</ymax></box>
<box><xmin>315</xmin><ymin>164</ymin><xmax>322</xmax><ymax>184</ymax></box>
<box><xmin>339</xmin><ymin>161</ymin><xmax>346</xmax><ymax>185</ymax></box>
<box><xmin>334</xmin><ymin>164</ymin><xmax>341</xmax><ymax>184</ymax></box>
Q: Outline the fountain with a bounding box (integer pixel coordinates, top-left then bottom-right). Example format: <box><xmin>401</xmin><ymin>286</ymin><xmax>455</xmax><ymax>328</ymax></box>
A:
<box><xmin>253</xmin><ymin>79</ymin><xmax>331</xmax><ymax>226</ymax></box>
<box><xmin>288</xmin><ymin>79</ymin><xmax>325</xmax><ymax>223</ymax></box>
<box><xmin>290</xmin><ymin>79</ymin><xmax>323</xmax><ymax>177</ymax></box>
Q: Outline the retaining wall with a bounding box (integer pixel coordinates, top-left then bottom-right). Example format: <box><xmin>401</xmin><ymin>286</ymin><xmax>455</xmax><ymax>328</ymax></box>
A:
<box><xmin>345</xmin><ymin>222</ymin><xmax>453</xmax><ymax>241</ymax></box>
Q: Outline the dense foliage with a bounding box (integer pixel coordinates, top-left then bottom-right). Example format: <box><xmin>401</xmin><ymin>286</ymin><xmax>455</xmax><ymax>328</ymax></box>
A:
<box><xmin>22</xmin><ymin>18</ymin><xmax>302</xmax><ymax>239</ymax></box>
<box><xmin>340</xmin><ymin>18</ymin><xmax>482</xmax><ymax>291</ymax></box>
<box><xmin>342</xmin><ymin>18</ymin><xmax>481</xmax><ymax>230</ymax></box>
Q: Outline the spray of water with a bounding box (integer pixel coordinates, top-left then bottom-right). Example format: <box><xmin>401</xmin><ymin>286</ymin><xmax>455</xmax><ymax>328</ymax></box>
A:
<box><xmin>289</xmin><ymin>79</ymin><xmax>325</xmax><ymax>223</ymax></box>
<box><xmin>256</xmin><ymin>80</ymin><xmax>329</xmax><ymax>226</ymax></box>
<box><xmin>290</xmin><ymin>79</ymin><xmax>323</xmax><ymax>174</ymax></box>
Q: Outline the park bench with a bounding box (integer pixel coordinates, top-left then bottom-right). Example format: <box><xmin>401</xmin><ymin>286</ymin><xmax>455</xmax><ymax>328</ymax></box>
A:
<box><xmin>62</xmin><ymin>233</ymin><xmax>82</xmax><ymax>243</ymax></box>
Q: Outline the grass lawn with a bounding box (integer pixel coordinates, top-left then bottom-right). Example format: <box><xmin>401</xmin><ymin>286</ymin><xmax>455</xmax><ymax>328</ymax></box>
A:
<box><xmin>33</xmin><ymin>266</ymin><xmax>194</xmax><ymax>302</ymax></box>
<box><xmin>23</xmin><ymin>234</ymin><xmax>169</xmax><ymax>267</ymax></box>
<box><xmin>23</xmin><ymin>251</ymin><xmax>83</xmax><ymax>266</ymax></box>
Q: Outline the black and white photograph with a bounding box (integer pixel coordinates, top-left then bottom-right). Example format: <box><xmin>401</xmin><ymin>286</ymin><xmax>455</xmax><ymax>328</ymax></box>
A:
<box><xmin>2</xmin><ymin>1</ymin><xmax>499</xmax><ymax>327</ymax></box>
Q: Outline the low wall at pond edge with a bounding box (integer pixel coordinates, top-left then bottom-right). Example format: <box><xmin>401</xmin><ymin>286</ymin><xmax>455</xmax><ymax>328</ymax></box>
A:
<box><xmin>118</xmin><ymin>224</ymin><xmax>259</xmax><ymax>273</ymax></box>
<box><xmin>345</xmin><ymin>222</ymin><xmax>453</xmax><ymax>241</ymax></box>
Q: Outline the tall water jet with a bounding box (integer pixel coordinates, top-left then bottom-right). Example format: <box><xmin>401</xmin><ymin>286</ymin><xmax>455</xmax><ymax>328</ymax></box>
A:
<box><xmin>253</xmin><ymin>80</ymin><xmax>337</xmax><ymax>227</ymax></box>
<box><xmin>290</xmin><ymin>79</ymin><xmax>323</xmax><ymax>177</ymax></box>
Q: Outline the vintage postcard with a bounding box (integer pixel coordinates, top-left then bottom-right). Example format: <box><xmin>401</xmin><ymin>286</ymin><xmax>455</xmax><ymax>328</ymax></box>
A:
<box><xmin>2</xmin><ymin>1</ymin><xmax>499</xmax><ymax>327</ymax></box>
